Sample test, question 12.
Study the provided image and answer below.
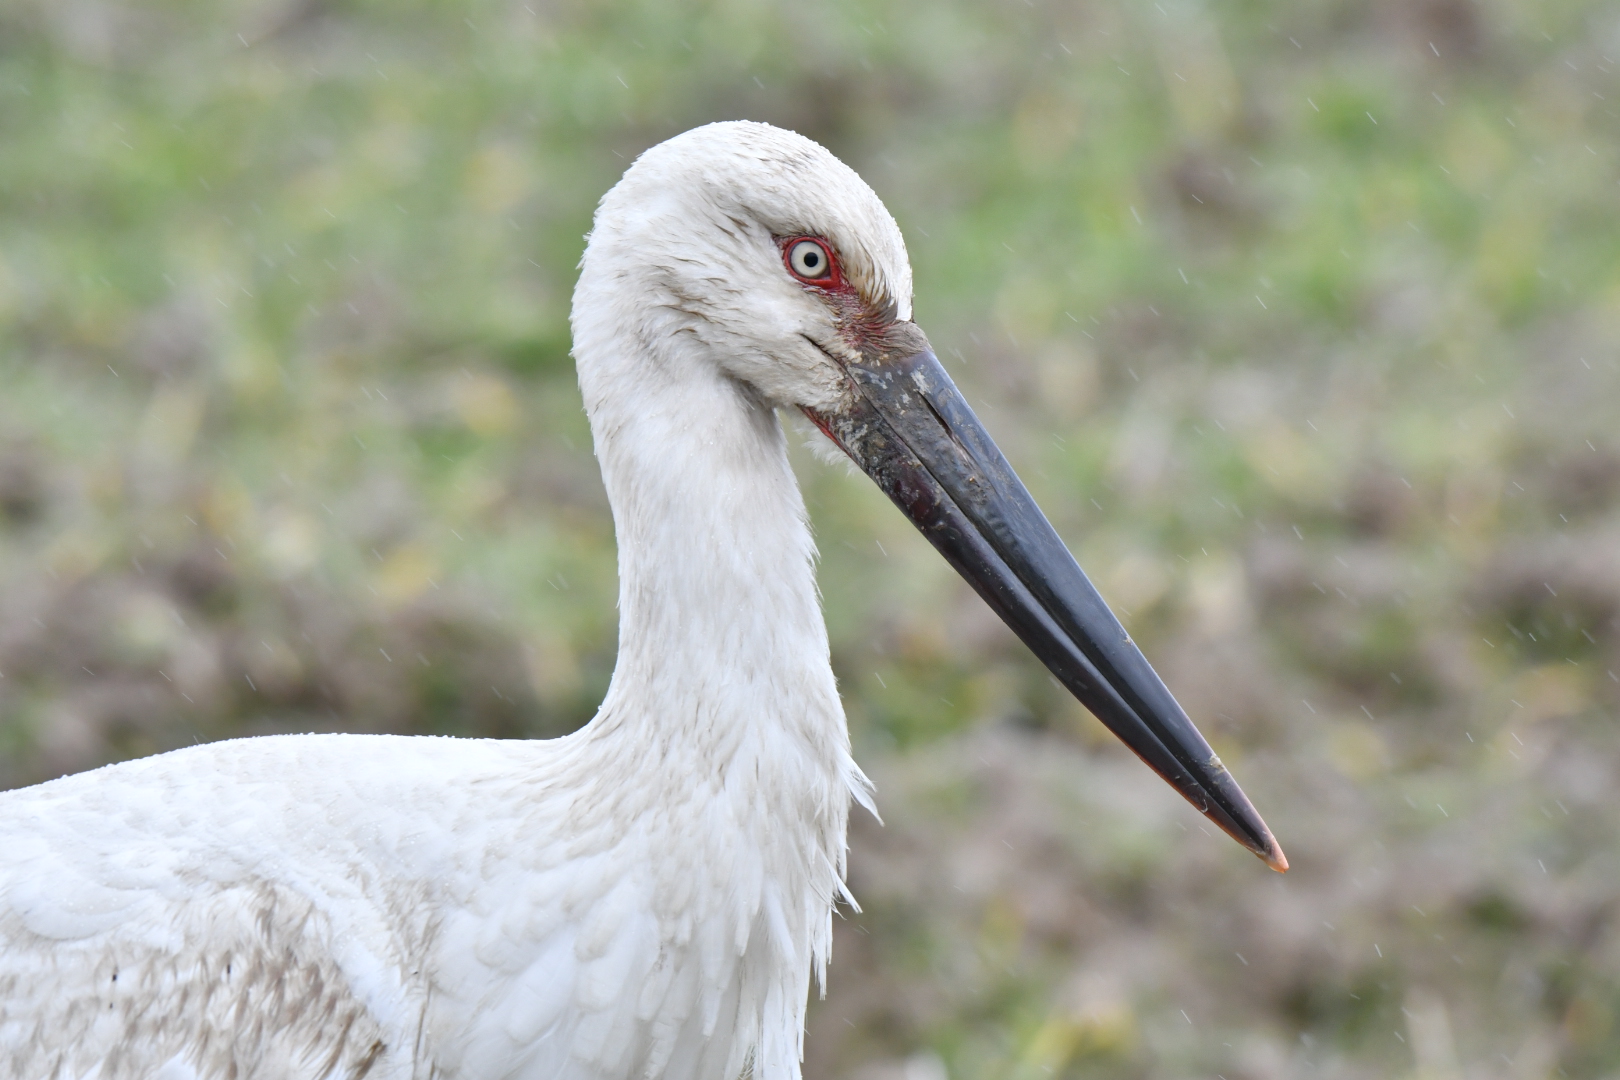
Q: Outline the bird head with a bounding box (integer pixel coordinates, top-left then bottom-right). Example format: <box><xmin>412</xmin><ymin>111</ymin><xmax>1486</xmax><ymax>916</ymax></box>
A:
<box><xmin>575</xmin><ymin>121</ymin><xmax>1286</xmax><ymax>872</ymax></box>
<box><xmin>575</xmin><ymin>121</ymin><xmax>912</xmax><ymax>414</ymax></box>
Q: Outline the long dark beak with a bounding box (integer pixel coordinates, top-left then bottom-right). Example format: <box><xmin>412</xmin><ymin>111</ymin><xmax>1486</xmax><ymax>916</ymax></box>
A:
<box><xmin>806</xmin><ymin>326</ymin><xmax>1286</xmax><ymax>871</ymax></box>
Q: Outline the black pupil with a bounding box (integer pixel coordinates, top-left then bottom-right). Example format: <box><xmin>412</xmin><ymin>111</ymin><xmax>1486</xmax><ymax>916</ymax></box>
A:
<box><xmin>800</xmin><ymin>247</ymin><xmax>820</xmax><ymax>269</ymax></box>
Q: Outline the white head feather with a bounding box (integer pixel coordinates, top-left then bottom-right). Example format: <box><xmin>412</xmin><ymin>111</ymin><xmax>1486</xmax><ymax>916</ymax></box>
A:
<box><xmin>573</xmin><ymin>121</ymin><xmax>913</xmax><ymax>416</ymax></box>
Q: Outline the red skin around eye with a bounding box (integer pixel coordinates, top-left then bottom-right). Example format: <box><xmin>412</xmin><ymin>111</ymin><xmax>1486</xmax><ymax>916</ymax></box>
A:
<box><xmin>780</xmin><ymin>236</ymin><xmax>852</xmax><ymax>294</ymax></box>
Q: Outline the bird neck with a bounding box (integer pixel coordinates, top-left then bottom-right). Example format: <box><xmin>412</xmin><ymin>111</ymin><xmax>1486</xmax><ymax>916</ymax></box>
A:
<box><xmin>577</xmin><ymin>339</ymin><xmax>853</xmax><ymax>801</ymax></box>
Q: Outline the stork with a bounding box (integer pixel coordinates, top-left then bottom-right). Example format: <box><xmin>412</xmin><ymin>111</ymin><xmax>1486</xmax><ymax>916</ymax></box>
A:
<box><xmin>0</xmin><ymin>121</ymin><xmax>1284</xmax><ymax>1079</ymax></box>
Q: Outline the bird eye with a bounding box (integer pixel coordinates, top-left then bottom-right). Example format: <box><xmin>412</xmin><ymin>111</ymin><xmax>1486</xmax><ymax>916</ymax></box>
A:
<box><xmin>787</xmin><ymin>238</ymin><xmax>832</xmax><ymax>281</ymax></box>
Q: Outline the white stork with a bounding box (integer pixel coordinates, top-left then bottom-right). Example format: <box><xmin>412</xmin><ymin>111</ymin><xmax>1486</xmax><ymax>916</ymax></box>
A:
<box><xmin>0</xmin><ymin>121</ymin><xmax>1284</xmax><ymax>1079</ymax></box>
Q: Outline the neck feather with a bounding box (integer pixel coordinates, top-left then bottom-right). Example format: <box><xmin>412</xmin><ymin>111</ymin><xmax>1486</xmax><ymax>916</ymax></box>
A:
<box><xmin>567</xmin><ymin>239</ymin><xmax>873</xmax><ymax>1065</ymax></box>
<box><xmin>577</xmin><ymin>334</ymin><xmax>850</xmax><ymax>790</ymax></box>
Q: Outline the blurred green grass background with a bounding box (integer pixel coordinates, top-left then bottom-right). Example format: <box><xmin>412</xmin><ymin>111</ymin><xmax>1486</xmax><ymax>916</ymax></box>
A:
<box><xmin>3</xmin><ymin>0</ymin><xmax>1620</xmax><ymax>1076</ymax></box>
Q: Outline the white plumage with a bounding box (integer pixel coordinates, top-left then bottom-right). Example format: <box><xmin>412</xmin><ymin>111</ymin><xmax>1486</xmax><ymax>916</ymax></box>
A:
<box><xmin>0</xmin><ymin>122</ymin><xmax>896</xmax><ymax>1080</ymax></box>
<box><xmin>0</xmin><ymin>118</ymin><xmax>1285</xmax><ymax>1080</ymax></box>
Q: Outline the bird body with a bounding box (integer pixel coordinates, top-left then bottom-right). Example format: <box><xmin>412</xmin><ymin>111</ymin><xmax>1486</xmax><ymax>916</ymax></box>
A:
<box><xmin>2</xmin><ymin>725</ymin><xmax>846</xmax><ymax>1077</ymax></box>
<box><xmin>0</xmin><ymin>121</ymin><xmax>1281</xmax><ymax>1079</ymax></box>
<box><xmin>0</xmin><ymin>340</ymin><xmax>858</xmax><ymax>1076</ymax></box>
<box><xmin>2</xmin><ymin>124</ymin><xmax>875</xmax><ymax>1079</ymax></box>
